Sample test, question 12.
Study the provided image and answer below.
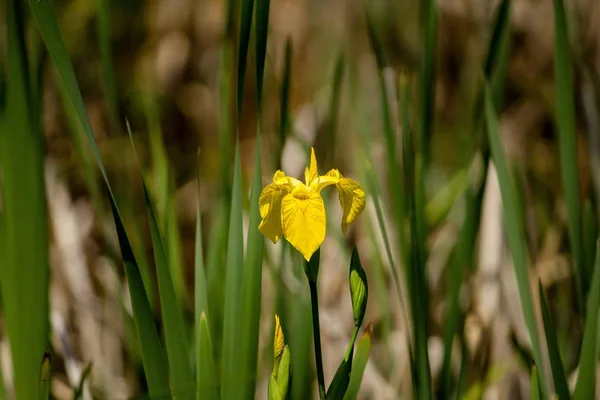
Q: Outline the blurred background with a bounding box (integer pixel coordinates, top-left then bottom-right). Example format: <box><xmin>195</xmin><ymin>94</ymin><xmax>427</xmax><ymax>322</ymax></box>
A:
<box><xmin>2</xmin><ymin>0</ymin><xmax>600</xmax><ymax>399</ymax></box>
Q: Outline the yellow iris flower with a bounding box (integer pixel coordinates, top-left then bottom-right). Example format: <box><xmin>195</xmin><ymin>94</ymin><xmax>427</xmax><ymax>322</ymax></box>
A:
<box><xmin>259</xmin><ymin>148</ymin><xmax>366</xmax><ymax>261</ymax></box>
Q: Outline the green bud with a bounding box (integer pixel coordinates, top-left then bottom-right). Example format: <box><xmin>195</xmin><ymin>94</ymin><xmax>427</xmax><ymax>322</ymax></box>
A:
<box><xmin>276</xmin><ymin>345</ymin><xmax>292</xmax><ymax>399</ymax></box>
<box><xmin>270</xmin><ymin>315</ymin><xmax>292</xmax><ymax>400</ymax></box>
<box><xmin>349</xmin><ymin>248</ymin><xmax>368</xmax><ymax>327</ymax></box>
<box><xmin>304</xmin><ymin>248</ymin><xmax>321</xmax><ymax>283</ymax></box>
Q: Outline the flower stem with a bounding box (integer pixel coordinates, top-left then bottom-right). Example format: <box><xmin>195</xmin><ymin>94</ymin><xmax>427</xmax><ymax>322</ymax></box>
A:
<box><xmin>308</xmin><ymin>280</ymin><xmax>327</xmax><ymax>400</ymax></box>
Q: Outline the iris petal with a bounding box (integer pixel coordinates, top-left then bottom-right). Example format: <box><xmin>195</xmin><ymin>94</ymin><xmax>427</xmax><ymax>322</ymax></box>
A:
<box><xmin>281</xmin><ymin>185</ymin><xmax>326</xmax><ymax>261</ymax></box>
<box><xmin>305</xmin><ymin>147</ymin><xmax>319</xmax><ymax>185</ymax></box>
<box><xmin>336</xmin><ymin>177</ymin><xmax>366</xmax><ymax>233</ymax></box>
<box><xmin>258</xmin><ymin>171</ymin><xmax>291</xmax><ymax>243</ymax></box>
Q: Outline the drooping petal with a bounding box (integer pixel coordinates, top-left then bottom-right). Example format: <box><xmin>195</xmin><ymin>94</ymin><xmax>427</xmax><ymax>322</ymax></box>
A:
<box><xmin>305</xmin><ymin>147</ymin><xmax>319</xmax><ymax>185</ymax></box>
<box><xmin>259</xmin><ymin>172</ymin><xmax>291</xmax><ymax>243</ymax></box>
<box><xmin>336</xmin><ymin>177</ymin><xmax>366</xmax><ymax>234</ymax></box>
<box><xmin>281</xmin><ymin>185</ymin><xmax>326</xmax><ymax>261</ymax></box>
<box><xmin>312</xmin><ymin>168</ymin><xmax>340</xmax><ymax>192</ymax></box>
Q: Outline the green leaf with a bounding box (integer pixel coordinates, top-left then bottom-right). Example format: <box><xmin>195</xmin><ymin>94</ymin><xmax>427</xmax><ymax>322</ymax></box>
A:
<box><xmin>418</xmin><ymin>0</ymin><xmax>437</xmax><ymax>166</ymax></box>
<box><xmin>343</xmin><ymin>326</ymin><xmax>372</xmax><ymax>400</ymax></box>
<box><xmin>539</xmin><ymin>282</ymin><xmax>570</xmax><ymax>400</ymax></box>
<box><xmin>484</xmin><ymin>82</ymin><xmax>548</xmax><ymax>399</ymax></box>
<box><xmin>439</xmin><ymin>1</ymin><xmax>511</xmax><ymax>396</ymax></box>
<box><xmin>552</xmin><ymin>0</ymin><xmax>586</xmax><ymax>307</ymax></box>
<box><xmin>531</xmin><ymin>365</ymin><xmax>541</xmax><ymax>400</ymax></box>
<box><xmin>26</xmin><ymin>2</ymin><xmax>170</xmax><ymax>395</ymax></box>
<box><xmin>220</xmin><ymin>143</ymin><xmax>246</xmax><ymax>399</ymax></box>
<box><xmin>327</xmin><ymin>357</ymin><xmax>352</xmax><ymax>400</ymax></box>
<box><xmin>255</xmin><ymin>0</ymin><xmax>270</xmax><ymax>109</ymax></box>
<box><xmin>277</xmin><ymin>38</ymin><xmax>292</xmax><ymax>164</ymax></box>
<box><xmin>0</xmin><ymin>2</ymin><xmax>49</xmax><ymax>399</ymax></box>
<box><xmin>198</xmin><ymin>312</ymin><xmax>219</xmax><ymax>400</ymax></box>
<box><xmin>96</xmin><ymin>0</ymin><xmax>119</xmax><ymax>133</ymax></box>
<box><xmin>574</xmin><ymin>241</ymin><xmax>600</xmax><ymax>399</ymax></box>
<box><xmin>238</xmin><ymin>133</ymin><xmax>264</xmax><ymax>398</ymax></box>
<box><xmin>39</xmin><ymin>350</ymin><xmax>51</xmax><ymax>400</ymax></box>
<box><xmin>402</xmin><ymin>75</ymin><xmax>432</xmax><ymax>399</ymax></box>
<box><xmin>194</xmin><ymin>156</ymin><xmax>211</xmax><ymax>400</ymax></box>
<box><xmin>72</xmin><ymin>362</ymin><xmax>92</xmax><ymax>400</ymax></box>
<box><xmin>237</xmin><ymin>0</ymin><xmax>255</xmax><ymax>117</ymax></box>
<box><xmin>583</xmin><ymin>201</ymin><xmax>597</xmax><ymax>283</ymax></box>
<box><xmin>128</xmin><ymin>124</ymin><xmax>195</xmax><ymax>398</ymax></box>
<box><xmin>364</xmin><ymin>3</ymin><xmax>407</xmax><ymax>265</ymax></box>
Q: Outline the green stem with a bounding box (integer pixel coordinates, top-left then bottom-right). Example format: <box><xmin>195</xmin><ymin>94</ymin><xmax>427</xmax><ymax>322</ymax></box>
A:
<box><xmin>308</xmin><ymin>280</ymin><xmax>327</xmax><ymax>400</ymax></box>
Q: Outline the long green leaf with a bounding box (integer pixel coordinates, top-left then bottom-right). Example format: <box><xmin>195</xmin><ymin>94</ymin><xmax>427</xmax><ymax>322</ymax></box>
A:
<box><xmin>27</xmin><ymin>2</ymin><xmax>170</xmax><ymax>395</ymax></box>
<box><xmin>39</xmin><ymin>350</ymin><xmax>51</xmax><ymax>400</ymax></box>
<box><xmin>539</xmin><ymin>282</ymin><xmax>570</xmax><ymax>400</ymax></box>
<box><xmin>236</xmin><ymin>0</ymin><xmax>254</xmax><ymax>117</ymax></box>
<box><xmin>583</xmin><ymin>201</ymin><xmax>597</xmax><ymax>288</ymax></box>
<box><xmin>402</xmin><ymin>75</ymin><xmax>432</xmax><ymax>399</ymax></box>
<box><xmin>72</xmin><ymin>362</ymin><xmax>92</xmax><ymax>400</ymax></box>
<box><xmin>552</xmin><ymin>0</ymin><xmax>585</xmax><ymax>307</ymax></box>
<box><xmin>198</xmin><ymin>312</ymin><xmax>219</xmax><ymax>400</ymax></box>
<box><xmin>277</xmin><ymin>38</ymin><xmax>292</xmax><ymax>165</ymax></box>
<box><xmin>255</xmin><ymin>0</ymin><xmax>270</xmax><ymax>109</ymax></box>
<box><xmin>574</xmin><ymin>241</ymin><xmax>600</xmax><ymax>399</ymax></box>
<box><xmin>0</xmin><ymin>2</ymin><xmax>49</xmax><ymax>399</ymax></box>
<box><xmin>531</xmin><ymin>365</ymin><xmax>541</xmax><ymax>400</ymax></box>
<box><xmin>220</xmin><ymin>143</ymin><xmax>245</xmax><ymax>399</ymax></box>
<box><xmin>343</xmin><ymin>326</ymin><xmax>372</xmax><ymax>400</ymax></box>
<box><xmin>128</xmin><ymin>125</ymin><xmax>195</xmax><ymax>398</ymax></box>
<box><xmin>439</xmin><ymin>1</ymin><xmax>511</xmax><ymax>395</ymax></box>
<box><xmin>484</xmin><ymin>83</ymin><xmax>548</xmax><ymax>399</ymax></box>
<box><xmin>96</xmin><ymin>0</ymin><xmax>119</xmax><ymax>133</ymax></box>
<box><xmin>195</xmin><ymin>157</ymin><xmax>211</xmax><ymax>400</ymax></box>
<box><xmin>418</xmin><ymin>0</ymin><xmax>437</xmax><ymax>166</ymax></box>
<box><xmin>238</xmin><ymin>134</ymin><xmax>264</xmax><ymax>398</ymax></box>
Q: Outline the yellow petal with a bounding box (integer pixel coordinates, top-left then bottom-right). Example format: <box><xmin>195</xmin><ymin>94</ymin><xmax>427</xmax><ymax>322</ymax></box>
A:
<box><xmin>305</xmin><ymin>147</ymin><xmax>319</xmax><ymax>185</ymax></box>
<box><xmin>281</xmin><ymin>185</ymin><xmax>326</xmax><ymax>261</ymax></box>
<box><xmin>273</xmin><ymin>315</ymin><xmax>285</xmax><ymax>358</ymax></box>
<box><xmin>336</xmin><ymin>177</ymin><xmax>366</xmax><ymax>234</ymax></box>
<box><xmin>312</xmin><ymin>168</ymin><xmax>340</xmax><ymax>192</ymax></box>
<box><xmin>259</xmin><ymin>172</ymin><xmax>291</xmax><ymax>243</ymax></box>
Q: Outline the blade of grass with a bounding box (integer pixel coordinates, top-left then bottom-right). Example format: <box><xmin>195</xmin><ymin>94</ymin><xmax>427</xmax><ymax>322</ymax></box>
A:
<box><xmin>418</xmin><ymin>0</ymin><xmax>437</xmax><ymax>167</ymax></box>
<box><xmin>484</xmin><ymin>82</ymin><xmax>549</xmax><ymax>399</ymax></box>
<box><xmin>583</xmin><ymin>201</ymin><xmax>597</xmax><ymax>283</ymax></box>
<box><xmin>573</xmin><ymin>241</ymin><xmax>600</xmax><ymax>399</ymax></box>
<box><xmin>238</xmin><ymin>135</ymin><xmax>264</xmax><ymax>398</ymax></box>
<box><xmin>363</xmin><ymin>2</ymin><xmax>407</xmax><ymax>266</ymax></box>
<box><xmin>0</xmin><ymin>2</ymin><xmax>49</xmax><ymax>399</ymax></box>
<box><xmin>538</xmin><ymin>282</ymin><xmax>570</xmax><ymax>400</ymax></box>
<box><xmin>401</xmin><ymin>75</ymin><xmax>433</xmax><ymax>399</ymax></box>
<box><xmin>254</xmin><ymin>0</ymin><xmax>270</xmax><ymax>110</ymax></box>
<box><xmin>552</xmin><ymin>0</ymin><xmax>585</xmax><ymax>308</ymax></box>
<box><xmin>72</xmin><ymin>362</ymin><xmax>92</xmax><ymax>400</ymax></box>
<box><xmin>325</xmin><ymin>51</ymin><xmax>344</xmax><ymax>164</ymax></box>
<box><xmin>207</xmin><ymin>42</ymin><xmax>234</xmax><ymax>359</ymax></box>
<box><xmin>198</xmin><ymin>312</ymin><xmax>219</xmax><ymax>399</ymax></box>
<box><xmin>96</xmin><ymin>0</ymin><xmax>119</xmax><ymax>133</ymax></box>
<box><xmin>26</xmin><ymin>2</ymin><xmax>171</xmax><ymax>395</ymax></box>
<box><xmin>277</xmin><ymin>38</ymin><xmax>292</xmax><ymax>166</ymax></box>
<box><xmin>439</xmin><ymin>1</ymin><xmax>511</xmax><ymax>395</ymax></box>
<box><xmin>220</xmin><ymin>143</ymin><xmax>245</xmax><ymax>399</ymax></box>
<box><xmin>531</xmin><ymin>365</ymin><xmax>541</xmax><ymax>400</ymax></box>
<box><xmin>236</xmin><ymin>0</ymin><xmax>254</xmax><ymax>117</ymax></box>
<box><xmin>39</xmin><ymin>350</ymin><xmax>51</xmax><ymax>400</ymax></box>
<box><xmin>343</xmin><ymin>325</ymin><xmax>372</xmax><ymax>400</ymax></box>
<box><xmin>128</xmin><ymin>124</ymin><xmax>195</xmax><ymax>398</ymax></box>
<box><xmin>194</xmin><ymin>155</ymin><xmax>211</xmax><ymax>396</ymax></box>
